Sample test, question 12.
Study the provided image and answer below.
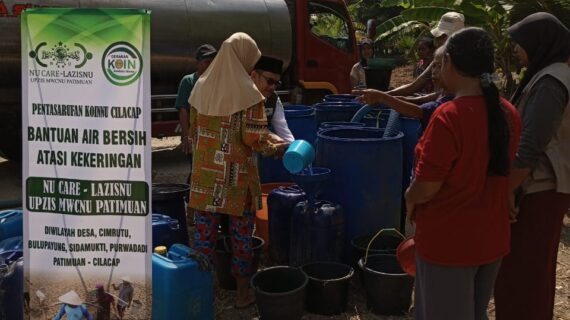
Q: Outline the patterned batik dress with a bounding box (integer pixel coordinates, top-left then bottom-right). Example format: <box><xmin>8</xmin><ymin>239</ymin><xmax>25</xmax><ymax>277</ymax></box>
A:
<box><xmin>188</xmin><ymin>101</ymin><xmax>275</xmax><ymax>216</ymax></box>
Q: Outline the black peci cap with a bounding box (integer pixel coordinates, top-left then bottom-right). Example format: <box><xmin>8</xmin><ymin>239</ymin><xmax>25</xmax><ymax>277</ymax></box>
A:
<box><xmin>254</xmin><ymin>55</ymin><xmax>284</xmax><ymax>74</ymax></box>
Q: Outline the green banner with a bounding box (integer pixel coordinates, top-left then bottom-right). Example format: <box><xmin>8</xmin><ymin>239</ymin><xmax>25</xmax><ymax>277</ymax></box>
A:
<box><xmin>22</xmin><ymin>8</ymin><xmax>152</xmax><ymax>320</ymax></box>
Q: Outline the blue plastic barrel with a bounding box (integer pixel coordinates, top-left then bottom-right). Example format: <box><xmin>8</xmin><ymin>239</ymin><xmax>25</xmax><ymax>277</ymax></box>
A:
<box><xmin>260</xmin><ymin>105</ymin><xmax>317</xmax><ymax>183</ymax></box>
<box><xmin>384</xmin><ymin>115</ymin><xmax>421</xmax><ymax>229</ymax></box>
<box><xmin>314</xmin><ymin>102</ymin><xmax>363</xmax><ymax>129</ymax></box>
<box><xmin>152</xmin><ymin>244</ymin><xmax>213</xmax><ymax>320</ymax></box>
<box><xmin>397</xmin><ymin>117</ymin><xmax>421</xmax><ymax>190</ymax></box>
<box><xmin>0</xmin><ymin>209</ymin><xmax>22</xmax><ymax>242</ymax></box>
<box><xmin>152</xmin><ymin>214</ymin><xmax>187</xmax><ymax>250</ymax></box>
<box><xmin>284</xmin><ymin>105</ymin><xmax>317</xmax><ymax>142</ymax></box>
<box><xmin>0</xmin><ymin>236</ymin><xmax>24</xmax><ymax>320</ymax></box>
<box><xmin>324</xmin><ymin>94</ymin><xmax>358</xmax><ymax>102</ymax></box>
<box><xmin>152</xmin><ymin>184</ymin><xmax>190</xmax><ymax>246</ymax></box>
<box><xmin>315</xmin><ymin>127</ymin><xmax>403</xmax><ymax>259</ymax></box>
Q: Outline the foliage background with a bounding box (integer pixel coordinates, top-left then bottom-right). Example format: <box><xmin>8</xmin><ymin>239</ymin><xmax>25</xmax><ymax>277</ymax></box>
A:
<box><xmin>347</xmin><ymin>0</ymin><xmax>570</xmax><ymax>96</ymax></box>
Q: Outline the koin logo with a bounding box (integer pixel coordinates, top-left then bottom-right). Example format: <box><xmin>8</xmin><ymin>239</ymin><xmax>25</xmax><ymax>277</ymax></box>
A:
<box><xmin>102</xmin><ymin>41</ymin><xmax>142</xmax><ymax>86</ymax></box>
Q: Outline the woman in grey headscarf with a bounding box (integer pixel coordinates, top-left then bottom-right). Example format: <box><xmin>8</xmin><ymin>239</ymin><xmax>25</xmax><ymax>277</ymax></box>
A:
<box><xmin>494</xmin><ymin>12</ymin><xmax>570</xmax><ymax>320</ymax></box>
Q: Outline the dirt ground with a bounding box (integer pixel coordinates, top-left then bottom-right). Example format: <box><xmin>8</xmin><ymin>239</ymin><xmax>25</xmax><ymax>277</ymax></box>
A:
<box><xmin>1</xmin><ymin>65</ymin><xmax>569</xmax><ymax>319</ymax></box>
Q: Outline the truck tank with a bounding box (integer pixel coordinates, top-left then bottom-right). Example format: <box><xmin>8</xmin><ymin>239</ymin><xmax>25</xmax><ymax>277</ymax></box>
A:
<box><xmin>0</xmin><ymin>0</ymin><xmax>292</xmax><ymax>159</ymax></box>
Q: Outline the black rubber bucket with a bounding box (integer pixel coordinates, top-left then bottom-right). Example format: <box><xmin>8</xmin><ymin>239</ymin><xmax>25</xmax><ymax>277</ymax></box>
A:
<box><xmin>351</xmin><ymin>228</ymin><xmax>405</xmax><ymax>266</ymax></box>
<box><xmin>152</xmin><ymin>183</ymin><xmax>190</xmax><ymax>245</ymax></box>
<box><xmin>301</xmin><ymin>262</ymin><xmax>353</xmax><ymax>315</ymax></box>
<box><xmin>358</xmin><ymin>254</ymin><xmax>414</xmax><ymax>315</ymax></box>
<box><xmin>215</xmin><ymin>235</ymin><xmax>264</xmax><ymax>290</ymax></box>
<box><xmin>251</xmin><ymin>266</ymin><xmax>307</xmax><ymax>320</ymax></box>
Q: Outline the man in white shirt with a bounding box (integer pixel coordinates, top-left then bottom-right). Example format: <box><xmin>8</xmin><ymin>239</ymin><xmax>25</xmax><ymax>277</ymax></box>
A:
<box><xmin>250</xmin><ymin>56</ymin><xmax>295</xmax><ymax>143</ymax></box>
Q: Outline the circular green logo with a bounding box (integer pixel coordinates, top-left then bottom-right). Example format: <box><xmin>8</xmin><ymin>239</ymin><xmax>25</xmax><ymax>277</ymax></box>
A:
<box><xmin>102</xmin><ymin>42</ymin><xmax>143</xmax><ymax>86</ymax></box>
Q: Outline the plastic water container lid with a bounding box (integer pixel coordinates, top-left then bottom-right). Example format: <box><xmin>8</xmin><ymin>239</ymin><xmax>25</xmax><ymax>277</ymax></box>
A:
<box><xmin>154</xmin><ymin>246</ymin><xmax>167</xmax><ymax>255</ymax></box>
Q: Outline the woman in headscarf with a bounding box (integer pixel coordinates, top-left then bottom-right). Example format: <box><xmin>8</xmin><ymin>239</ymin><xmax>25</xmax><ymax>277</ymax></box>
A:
<box><xmin>350</xmin><ymin>37</ymin><xmax>374</xmax><ymax>88</ymax></box>
<box><xmin>494</xmin><ymin>12</ymin><xmax>570</xmax><ymax>320</ymax></box>
<box><xmin>187</xmin><ymin>32</ymin><xmax>286</xmax><ymax>308</ymax></box>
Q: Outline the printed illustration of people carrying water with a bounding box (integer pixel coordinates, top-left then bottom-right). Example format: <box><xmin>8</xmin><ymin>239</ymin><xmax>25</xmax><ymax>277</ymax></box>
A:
<box><xmin>112</xmin><ymin>276</ymin><xmax>134</xmax><ymax>320</ymax></box>
<box><xmin>52</xmin><ymin>290</ymin><xmax>93</xmax><ymax>320</ymax></box>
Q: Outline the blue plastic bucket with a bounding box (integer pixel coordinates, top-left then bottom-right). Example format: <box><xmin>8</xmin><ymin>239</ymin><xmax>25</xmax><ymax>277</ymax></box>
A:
<box><xmin>283</xmin><ymin>140</ymin><xmax>315</xmax><ymax>174</ymax></box>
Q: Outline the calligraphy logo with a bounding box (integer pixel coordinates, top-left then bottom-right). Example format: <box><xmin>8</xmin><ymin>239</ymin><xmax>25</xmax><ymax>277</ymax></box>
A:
<box><xmin>29</xmin><ymin>42</ymin><xmax>93</xmax><ymax>68</ymax></box>
<box><xmin>102</xmin><ymin>41</ymin><xmax>143</xmax><ymax>86</ymax></box>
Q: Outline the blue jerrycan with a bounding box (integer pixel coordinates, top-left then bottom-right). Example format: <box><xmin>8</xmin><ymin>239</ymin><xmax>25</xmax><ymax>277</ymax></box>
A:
<box><xmin>152</xmin><ymin>214</ymin><xmax>187</xmax><ymax>249</ymax></box>
<box><xmin>289</xmin><ymin>201</ymin><xmax>344</xmax><ymax>266</ymax></box>
<box><xmin>152</xmin><ymin>244</ymin><xmax>213</xmax><ymax>320</ymax></box>
<box><xmin>267</xmin><ymin>185</ymin><xmax>306</xmax><ymax>264</ymax></box>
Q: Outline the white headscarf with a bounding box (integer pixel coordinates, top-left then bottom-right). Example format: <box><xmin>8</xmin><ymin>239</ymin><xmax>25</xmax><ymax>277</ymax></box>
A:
<box><xmin>189</xmin><ymin>32</ymin><xmax>265</xmax><ymax>116</ymax></box>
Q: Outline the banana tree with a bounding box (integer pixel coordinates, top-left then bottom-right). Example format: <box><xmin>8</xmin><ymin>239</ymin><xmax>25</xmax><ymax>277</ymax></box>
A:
<box><xmin>374</xmin><ymin>0</ymin><xmax>518</xmax><ymax>95</ymax></box>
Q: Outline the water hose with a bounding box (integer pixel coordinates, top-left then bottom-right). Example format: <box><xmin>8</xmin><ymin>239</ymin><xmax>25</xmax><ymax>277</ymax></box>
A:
<box><xmin>350</xmin><ymin>104</ymin><xmax>373</xmax><ymax>123</ymax></box>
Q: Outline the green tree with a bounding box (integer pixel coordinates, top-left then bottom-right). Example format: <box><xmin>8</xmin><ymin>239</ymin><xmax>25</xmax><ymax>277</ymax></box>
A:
<box><xmin>372</xmin><ymin>0</ymin><xmax>569</xmax><ymax>96</ymax></box>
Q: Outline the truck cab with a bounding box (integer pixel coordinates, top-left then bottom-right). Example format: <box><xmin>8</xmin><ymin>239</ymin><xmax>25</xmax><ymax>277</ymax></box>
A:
<box><xmin>290</xmin><ymin>0</ymin><xmax>358</xmax><ymax>102</ymax></box>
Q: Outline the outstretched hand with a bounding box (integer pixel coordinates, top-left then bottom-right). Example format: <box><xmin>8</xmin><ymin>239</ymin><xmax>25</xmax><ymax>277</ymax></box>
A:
<box><xmin>352</xmin><ymin>88</ymin><xmax>387</xmax><ymax>105</ymax></box>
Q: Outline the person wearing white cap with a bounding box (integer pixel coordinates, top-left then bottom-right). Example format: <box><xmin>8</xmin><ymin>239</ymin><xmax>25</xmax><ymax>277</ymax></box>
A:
<box><xmin>53</xmin><ymin>290</ymin><xmax>93</xmax><ymax>320</ymax></box>
<box><xmin>430</xmin><ymin>12</ymin><xmax>466</xmax><ymax>45</ymax></box>
<box><xmin>387</xmin><ymin>11</ymin><xmax>465</xmax><ymax>100</ymax></box>
<box><xmin>350</xmin><ymin>38</ymin><xmax>374</xmax><ymax>88</ymax></box>
<box><xmin>112</xmin><ymin>276</ymin><xmax>134</xmax><ymax>319</ymax></box>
